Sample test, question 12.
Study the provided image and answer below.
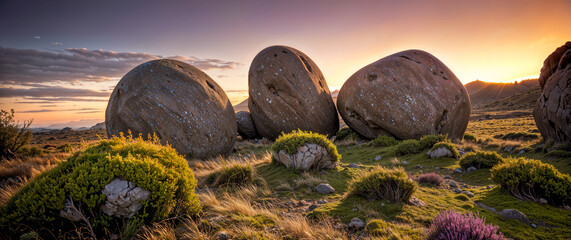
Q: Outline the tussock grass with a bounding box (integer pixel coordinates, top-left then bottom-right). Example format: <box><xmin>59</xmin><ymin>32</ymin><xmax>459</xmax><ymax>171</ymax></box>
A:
<box><xmin>0</xmin><ymin>153</ymin><xmax>68</xmax><ymax>180</ymax></box>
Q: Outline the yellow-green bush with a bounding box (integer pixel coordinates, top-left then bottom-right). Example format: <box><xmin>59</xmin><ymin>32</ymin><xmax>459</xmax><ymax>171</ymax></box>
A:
<box><xmin>335</xmin><ymin>127</ymin><xmax>362</xmax><ymax>141</ymax></box>
<box><xmin>366</xmin><ymin>219</ymin><xmax>389</xmax><ymax>236</ymax></box>
<box><xmin>396</xmin><ymin>139</ymin><xmax>422</xmax><ymax>156</ymax></box>
<box><xmin>459</xmin><ymin>151</ymin><xmax>503</xmax><ymax>169</ymax></box>
<box><xmin>463</xmin><ymin>133</ymin><xmax>477</xmax><ymax>142</ymax></box>
<box><xmin>0</xmin><ymin>134</ymin><xmax>201</xmax><ymax>236</ymax></box>
<box><xmin>430</xmin><ymin>142</ymin><xmax>459</xmax><ymax>158</ymax></box>
<box><xmin>349</xmin><ymin>167</ymin><xmax>417</xmax><ymax>203</ymax></box>
<box><xmin>419</xmin><ymin>134</ymin><xmax>448</xmax><ymax>150</ymax></box>
<box><xmin>491</xmin><ymin>157</ymin><xmax>571</xmax><ymax>206</ymax></box>
<box><xmin>368</xmin><ymin>135</ymin><xmax>399</xmax><ymax>147</ymax></box>
<box><xmin>271</xmin><ymin>130</ymin><xmax>340</xmax><ymax>162</ymax></box>
<box><xmin>206</xmin><ymin>163</ymin><xmax>254</xmax><ymax>188</ymax></box>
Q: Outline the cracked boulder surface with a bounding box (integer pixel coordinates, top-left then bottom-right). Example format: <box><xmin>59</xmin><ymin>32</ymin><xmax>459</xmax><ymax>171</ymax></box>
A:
<box><xmin>337</xmin><ymin>50</ymin><xmax>471</xmax><ymax>140</ymax></box>
<box><xmin>272</xmin><ymin>143</ymin><xmax>337</xmax><ymax>171</ymax></box>
<box><xmin>533</xmin><ymin>42</ymin><xmax>571</xmax><ymax>144</ymax></box>
<box><xmin>101</xmin><ymin>179</ymin><xmax>151</xmax><ymax>218</ymax></box>
<box><xmin>106</xmin><ymin>59</ymin><xmax>236</xmax><ymax>158</ymax></box>
<box><xmin>248</xmin><ymin>45</ymin><xmax>339</xmax><ymax>140</ymax></box>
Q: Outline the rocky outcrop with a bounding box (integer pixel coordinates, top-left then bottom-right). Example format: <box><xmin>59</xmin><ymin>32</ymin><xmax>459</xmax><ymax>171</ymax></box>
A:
<box><xmin>236</xmin><ymin>111</ymin><xmax>258</xmax><ymax>139</ymax></box>
<box><xmin>106</xmin><ymin>59</ymin><xmax>236</xmax><ymax>158</ymax></box>
<box><xmin>533</xmin><ymin>42</ymin><xmax>571</xmax><ymax>144</ymax></box>
<box><xmin>248</xmin><ymin>45</ymin><xmax>339</xmax><ymax>140</ymax></box>
<box><xmin>427</xmin><ymin>147</ymin><xmax>454</xmax><ymax>159</ymax></box>
<box><xmin>101</xmin><ymin>179</ymin><xmax>151</xmax><ymax>218</ymax></box>
<box><xmin>337</xmin><ymin>50</ymin><xmax>471</xmax><ymax>140</ymax></box>
<box><xmin>314</xmin><ymin>183</ymin><xmax>335</xmax><ymax>194</ymax></box>
<box><xmin>272</xmin><ymin>143</ymin><xmax>337</xmax><ymax>171</ymax></box>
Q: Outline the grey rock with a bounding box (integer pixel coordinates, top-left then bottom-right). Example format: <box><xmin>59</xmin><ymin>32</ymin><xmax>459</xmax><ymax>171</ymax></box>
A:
<box><xmin>236</xmin><ymin>111</ymin><xmax>258</xmax><ymax>139</ymax></box>
<box><xmin>427</xmin><ymin>147</ymin><xmax>453</xmax><ymax>159</ymax></box>
<box><xmin>453</xmin><ymin>188</ymin><xmax>462</xmax><ymax>193</ymax></box>
<box><xmin>416</xmin><ymin>165</ymin><xmax>422</xmax><ymax>169</ymax></box>
<box><xmin>531</xmin><ymin>223</ymin><xmax>537</xmax><ymax>228</ymax></box>
<box><xmin>539</xmin><ymin>198</ymin><xmax>548</xmax><ymax>204</ymax></box>
<box><xmin>101</xmin><ymin>179</ymin><xmax>150</xmax><ymax>218</ymax></box>
<box><xmin>466</xmin><ymin>166</ymin><xmax>477</xmax><ymax>172</ymax></box>
<box><xmin>476</xmin><ymin>202</ymin><xmax>498</xmax><ymax>213</ymax></box>
<box><xmin>409</xmin><ymin>196</ymin><xmax>427</xmax><ymax>207</ymax></box>
<box><xmin>462</xmin><ymin>191</ymin><xmax>474</xmax><ymax>197</ymax></box>
<box><xmin>348</xmin><ymin>217</ymin><xmax>366</xmax><ymax>229</ymax></box>
<box><xmin>273</xmin><ymin>143</ymin><xmax>337</xmax><ymax>171</ymax></box>
<box><xmin>518</xmin><ymin>150</ymin><xmax>526</xmax><ymax>155</ymax></box>
<box><xmin>307</xmin><ymin>204</ymin><xmax>320</xmax><ymax>212</ymax></box>
<box><xmin>486</xmin><ymin>185</ymin><xmax>493</xmax><ymax>189</ymax></box>
<box><xmin>499</xmin><ymin>209</ymin><xmax>530</xmax><ymax>225</ymax></box>
<box><xmin>317</xmin><ymin>199</ymin><xmax>328</xmax><ymax>204</ymax></box>
<box><xmin>444</xmin><ymin>175</ymin><xmax>451</xmax><ymax>179</ymax></box>
<box><xmin>375</xmin><ymin>155</ymin><xmax>382</xmax><ymax>161</ymax></box>
<box><xmin>347</xmin><ymin>163</ymin><xmax>360</xmax><ymax>168</ymax></box>
<box><xmin>402</xmin><ymin>161</ymin><xmax>409</xmax><ymax>165</ymax></box>
<box><xmin>453</xmin><ymin>168</ymin><xmax>464</xmax><ymax>173</ymax></box>
<box><xmin>314</xmin><ymin>183</ymin><xmax>335</xmax><ymax>194</ymax></box>
<box><xmin>449</xmin><ymin>181</ymin><xmax>458</xmax><ymax>188</ymax></box>
<box><xmin>217</xmin><ymin>231</ymin><xmax>231</xmax><ymax>240</ymax></box>
<box><xmin>297</xmin><ymin>200</ymin><xmax>308</xmax><ymax>206</ymax></box>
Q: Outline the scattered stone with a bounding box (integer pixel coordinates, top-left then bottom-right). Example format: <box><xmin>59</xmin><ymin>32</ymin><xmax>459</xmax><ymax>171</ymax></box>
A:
<box><xmin>531</xmin><ymin>223</ymin><xmax>537</xmax><ymax>228</ymax></box>
<box><xmin>106</xmin><ymin>59</ymin><xmax>236</xmax><ymax>159</ymax></box>
<box><xmin>539</xmin><ymin>198</ymin><xmax>548</xmax><ymax>204</ymax></box>
<box><xmin>273</xmin><ymin>143</ymin><xmax>337</xmax><ymax>171</ymax></box>
<box><xmin>435</xmin><ymin>167</ymin><xmax>440</xmax><ymax>170</ymax></box>
<box><xmin>449</xmin><ymin>181</ymin><xmax>458</xmax><ymax>188</ymax></box>
<box><xmin>314</xmin><ymin>183</ymin><xmax>335</xmax><ymax>194</ymax></box>
<box><xmin>444</xmin><ymin>175</ymin><xmax>451</xmax><ymax>179</ymax></box>
<box><xmin>466</xmin><ymin>166</ymin><xmax>477</xmax><ymax>172</ymax></box>
<box><xmin>427</xmin><ymin>147</ymin><xmax>454</xmax><ymax>158</ymax></box>
<box><xmin>416</xmin><ymin>165</ymin><xmax>422</xmax><ymax>169</ymax></box>
<box><xmin>518</xmin><ymin>150</ymin><xmax>526</xmax><ymax>155</ymax></box>
<box><xmin>375</xmin><ymin>155</ymin><xmax>382</xmax><ymax>161</ymax></box>
<box><xmin>453</xmin><ymin>168</ymin><xmax>464</xmax><ymax>173</ymax></box>
<box><xmin>317</xmin><ymin>199</ymin><xmax>328</xmax><ymax>204</ymax></box>
<box><xmin>337</xmin><ymin>50</ymin><xmax>471</xmax><ymax>140</ymax></box>
<box><xmin>486</xmin><ymin>185</ymin><xmax>493</xmax><ymax>189</ymax></box>
<box><xmin>458</xmin><ymin>148</ymin><xmax>466</xmax><ymax>157</ymax></box>
<box><xmin>249</xmin><ymin>45</ymin><xmax>339</xmax><ymax>140</ymax></box>
<box><xmin>408</xmin><ymin>196</ymin><xmax>427</xmax><ymax>207</ymax></box>
<box><xmin>307</xmin><ymin>204</ymin><xmax>320</xmax><ymax>212</ymax></box>
<box><xmin>236</xmin><ymin>111</ymin><xmax>258</xmax><ymax>139</ymax></box>
<box><xmin>348</xmin><ymin>163</ymin><xmax>360</xmax><ymax>168</ymax></box>
<box><xmin>565</xmin><ymin>205</ymin><xmax>571</xmax><ymax>210</ymax></box>
<box><xmin>499</xmin><ymin>209</ymin><xmax>530</xmax><ymax>225</ymax></box>
<box><xmin>454</xmin><ymin>188</ymin><xmax>462</xmax><ymax>193</ymax></box>
<box><xmin>59</xmin><ymin>199</ymin><xmax>82</xmax><ymax>222</ymax></box>
<box><xmin>533</xmin><ymin>41</ymin><xmax>571</xmax><ymax>144</ymax></box>
<box><xmin>476</xmin><ymin>202</ymin><xmax>498</xmax><ymax>213</ymax></box>
<box><xmin>462</xmin><ymin>191</ymin><xmax>474</xmax><ymax>197</ymax></box>
<box><xmin>348</xmin><ymin>218</ymin><xmax>366</xmax><ymax>229</ymax></box>
<box><xmin>402</xmin><ymin>161</ymin><xmax>409</xmax><ymax>165</ymax></box>
<box><xmin>216</xmin><ymin>231</ymin><xmax>231</xmax><ymax>240</ymax></box>
<box><xmin>101</xmin><ymin>179</ymin><xmax>150</xmax><ymax>218</ymax></box>
<box><xmin>297</xmin><ymin>200</ymin><xmax>308</xmax><ymax>207</ymax></box>
<box><xmin>504</xmin><ymin>146</ymin><xmax>514</xmax><ymax>152</ymax></box>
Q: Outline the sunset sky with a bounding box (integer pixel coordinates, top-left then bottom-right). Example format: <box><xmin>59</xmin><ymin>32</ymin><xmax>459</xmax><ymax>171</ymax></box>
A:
<box><xmin>1</xmin><ymin>0</ymin><xmax>570</xmax><ymax>128</ymax></box>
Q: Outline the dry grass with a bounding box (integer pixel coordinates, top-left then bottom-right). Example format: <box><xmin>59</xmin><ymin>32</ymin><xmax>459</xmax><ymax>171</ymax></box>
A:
<box><xmin>189</xmin><ymin>153</ymin><xmax>271</xmax><ymax>182</ymax></box>
<box><xmin>277</xmin><ymin>215</ymin><xmax>346</xmax><ymax>240</ymax></box>
<box><xmin>457</xmin><ymin>142</ymin><xmax>479</xmax><ymax>152</ymax></box>
<box><xmin>0</xmin><ymin>153</ymin><xmax>68</xmax><ymax>180</ymax></box>
<box><xmin>199</xmin><ymin>185</ymin><xmax>276</xmax><ymax>219</ymax></box>
<box><xmin>335</xmin><ymin>138</ymin><xmax>359</xmax><ymax>146</ymax></box>
<box><xmin>0</xmin><ymin>177</ymin><xmax>29</xmax><ymax>207</ymax></box>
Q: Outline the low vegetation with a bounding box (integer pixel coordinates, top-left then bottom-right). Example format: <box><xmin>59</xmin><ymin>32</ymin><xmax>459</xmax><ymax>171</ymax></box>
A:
<box><xmin>427</xmin><ymin>210</ymin><xmax>504</xmax><ymax>240</ymax></box>
<box><xmin>459</xmin><ymin>151</ymin><xmax>504</xmax><ymax>169</ymax></box>
<box><xmin>349</xmin><ymin>166</ymin><xmax>417</xmax><ymax>203</ymax></box>
<box><xmin>368</xmin><ymin>135</ymin><xmax>399</xmax><ymax>147</ymax></box>
<box><xmin>271</xmin><ymin>129</ymin><xmax>340</xmax><ymax>161</ymax></box>
<box><xmin>0</xmin><ymin>109</ymin><xmax>33</xmax><ymax>159</ymax></box>
<box><xmin>205</xmin><ymin>162</ymin><xmax>254</xmax><ymax>188</ymax></box>
<box><xmin>396</xmin><ymin>139</ymin><xmax>422</xmax><ymax>155</ymax></box>
<box><xmin>415</xmin><ymin>172</ymin><xmax>444</xmax><ymax>186</ymax></box>
<box><xmin>491</xmin><ymin>157</ymin><xmax>571</xmax><ymax>206</ymax></box>
<box><xmin>430</xmin><ymin>142</ymin><xmax>460</xmax><ymax>158</ymax></box>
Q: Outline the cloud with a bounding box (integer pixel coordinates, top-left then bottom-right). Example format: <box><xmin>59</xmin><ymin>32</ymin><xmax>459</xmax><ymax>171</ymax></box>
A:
<box><xmin>17</xmin><ymin>97</ymin><xmax>109</xmax><ymax>103</ymax></box>
<box><xmin>33</xmin><ymin>36</ymin><xmax>40</xmax><ymax>40</ymax></box>
<box><xmin>0</xmin><ymin>46</ymin><xmax>241</xmax><ymax>85</ymax></box>
<box><xmin>51</xmin><ymin>42</ymin><xmax>63</xmax><ymax>46</ymax></box>
<box><xmin>0</xmin><ymin>86</ymin><xmax>110</xmax><ymax>98</ymax></box>
<box><xmin>20</xmin><ymin>107</ymin><xmax>99</xmax><ymax>113</ymax></box>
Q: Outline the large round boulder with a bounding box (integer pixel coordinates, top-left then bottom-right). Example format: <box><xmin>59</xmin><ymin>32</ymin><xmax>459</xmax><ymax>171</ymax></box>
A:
<box><xmin>533</xmin><ymin>42</ymin><xmax>571</xmax><ymax>144</ymax></box>
<box><xmin>106</xmin><ymin>59</ymin><xmax>236</xmax><ymax>158</ymax></box>
<box><xmin>236</xmin><ymin>111</ymin><xmax>258</xmax><ymax>139</ymax></box>
<box><xmin>337</xmin><ymin>50</ymin><xmax>471</xmax><ymax>140</ymax></box>
<box><xmin>248</xmin><ymin>45</ymin><xmax>339</xmax><ymax>140</ymax></box>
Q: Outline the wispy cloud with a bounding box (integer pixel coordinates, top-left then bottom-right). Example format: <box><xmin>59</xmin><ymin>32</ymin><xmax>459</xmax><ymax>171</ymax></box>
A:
<box><xmin>51</xmin><ymin>42</ymin><xmax>63</xmax><ymax>46</ymax></box>
<box><xmin>33</xmin><ymin>36</ymin><xmax>40</xmax><ymax>40</ymax></box>
<box><xmin>0</xmin><ymin>46</ymin><xmax>241</xmax><ymax>86</ymax></box>
<box><xmin>0</xmin><ymin>86</ymin><xmax>110</xmax><ymax>98</ymax></box>
<box><xmin>20</xmin><ymin>107</ymin><xmax>100</xmax><ymax>113</ymax></box>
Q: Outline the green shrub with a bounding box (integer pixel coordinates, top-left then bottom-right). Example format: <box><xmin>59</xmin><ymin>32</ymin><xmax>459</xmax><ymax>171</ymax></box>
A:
<box><xmin>335</xmin><ymin>127</ymin><xmax>362</xmax><ymax>141</ymax></box>
<box><xmin>455</xmin><ymin>194</ymin><xmax>470</xmax><ymax>201</ymax></box>
<box><xmin>542</xmin><ymin>139</ymin><xmax>555</xmax><ymax>152</ymax></box>
<box><xmin>366</xmin><ymin>219</ymin><xmax>389</xmax><ymax>236</ymax></box>
<box><xmin>491</xmin><ymin>157</ymin><xmax>571</xmax><ymax>206</ymax></box>
<box><xmin>349</xmin><ymin>167</ymin><xmax>417</xmax><ymax>203</ymax></box>
<box><xmin>206</xmin><ymin>163</ymin><xmax>254</xmax><ymax>187</ymax></box>
<box><xmin>546</xmin><ymin>150</ymin><xmax>571</xmax><ymax>158</ymax></box>
<box><xmin>419</xmin><ymin>134</ymin><xmax>447</xmax><ymax>150</ymax></box>
<box><xmin>430</xmin><ymin>142</ymin><xmax>459</xmax><ymax>158</ymax></box>
<box><xmin>0</xmin><ymin>133</ymin><xmax>201</xmax><ymax>237</ymax></box>
<box><xmin>271</xmin><ymin>129</ymin><xmax>340</xmax><ymax>162</ymax></box>
<box><xmin>499</xmin><ymin>132</ymin><xmax>539</xmax><ymax>141</ymax></box>
<box><xmin>56</xmin><ymin>143</ymin><xmax>73</xmax><ymax>153</ymax></box>
<box><xmin>369</xmin><ymin>135</ymin><xmax>399</xmax><ymax>147</ymax></box>
<box><xmin>18</xmin><ymin>145</ymin><xmax>44</xmax><ymax>157</ymax></box>
<box><xmin>0</xmin><ymin>109</ymin><xmax>32</xmax><ymax>159</ymax></box>
<box><xmin>396</xmin><ymin>139</ymin><xmax>422</xmax><ymax>156</ymax></box>
<box><xmin>463</xmin><ymin>133</ymin><xmax>477</xmax><ymax>142</ymax></box>
<box><xmin>459</xmin><ymin>151</ymin><xmax>504</xmax><ymax>169</ymax></box>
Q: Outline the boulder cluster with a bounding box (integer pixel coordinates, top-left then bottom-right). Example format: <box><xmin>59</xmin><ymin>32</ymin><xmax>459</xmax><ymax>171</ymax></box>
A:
<box><xmin>533</xmin><ymin>42</ymin><xmax>571</xmax><ymax>144</ymax></box>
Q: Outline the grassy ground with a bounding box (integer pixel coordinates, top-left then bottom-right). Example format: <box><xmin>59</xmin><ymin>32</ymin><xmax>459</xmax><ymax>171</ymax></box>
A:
<box><xmin>1</xmin><ymin>116</ymin><xmax>570</xmax><ymax>239</ymax></box>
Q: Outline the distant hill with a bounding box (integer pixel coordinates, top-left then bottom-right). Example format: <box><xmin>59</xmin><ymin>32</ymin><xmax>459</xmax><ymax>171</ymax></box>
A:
<box><xmin>465</xmin><ymin>79</ymin><xmax>539</xmax><ymax>106</ymax></box>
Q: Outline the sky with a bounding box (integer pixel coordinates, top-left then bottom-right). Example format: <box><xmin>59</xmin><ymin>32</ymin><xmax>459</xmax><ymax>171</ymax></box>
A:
<box><xmin>1</xmin><ymin>0</ymin><xmax>570</xmax><ymax>127</ymax></box>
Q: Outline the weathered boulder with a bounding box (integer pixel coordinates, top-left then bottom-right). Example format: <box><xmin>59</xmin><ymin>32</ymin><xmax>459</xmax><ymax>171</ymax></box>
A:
<box><xmin>236</xmin><ymin>111</ymin><xmax>258</xmax><ymax>139</ymax></box>
<box><xmin>314</xmin><ymin>183</ymin><xmax>336</xmax><ymax>194</ymax></box>
<box><xmin>248</xmin><ymin>45</ymin><xmax>339</xmax><ymax>140</ymax></box>
<box><xmin>337</xmin><ymin>50</ymin><xmax>471</xmax><ymax>140</ymax></box>
<box><xmin>427</xmin><ymin>147</ymin><xmax>453</xmax><ymax>159</ymax></box>
<box><xmin>272</xmin><ymin>143</ymin><xmax>337</xmax><ymax>171</ymax></box>
<box><xmin>499</xmin><ymin>209</ymin><xmax>530</xmax><ymax>225</ymax></box>
<box><xmin>533</xmin><ymin>42</ymin><xmax>571</xmax><ymax>144</ymax></box>
<box><xmin>101</xmin><ymin>179</ymin><xmax>151</xmax><ymax>218</ymax></box>
<box><xmin>348</xmin><ymin>217</ymin><xmax>366</xmax><ymax>229</ymax></box>
<box><xmin>106</xmin><ymin>59</ymin><xmax>236</xmax><ymax>158</ymax></box>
